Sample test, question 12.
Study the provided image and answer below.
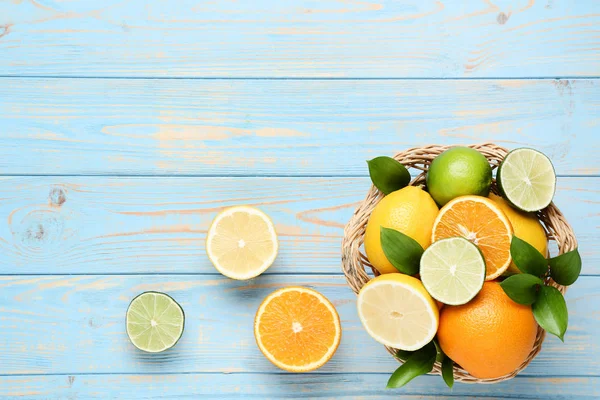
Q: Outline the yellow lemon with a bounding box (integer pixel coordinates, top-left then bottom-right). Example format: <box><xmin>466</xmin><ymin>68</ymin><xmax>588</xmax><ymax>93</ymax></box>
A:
<box><xmin>364</xmin><ymin>186</ymin><xmax>439</xmax><ymax>274</ymax></box>
<box><xmin>357</xmin><ymin>273</ymin><xmax>439</xmax><ymax>351</ymax></box>
<box><xmin>489</xmin><ymin>193</ymin><xmax>548</xmax><ymax>275</ymax></box>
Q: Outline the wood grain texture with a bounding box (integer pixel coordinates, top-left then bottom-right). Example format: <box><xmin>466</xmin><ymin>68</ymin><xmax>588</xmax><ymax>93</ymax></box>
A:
<box><xmin>0</xmin><ymin>1</ymin><xmax>599</xmax><ymax>78</ymax></box>
<box><xmin>1</xmin><ymin>78</ymin><xmax>599</xmax><ymax>176</ymax></box>
<box><xmin>1</xmin><ymin>374</ymin><xmax>598</xmax><ymax>399</ymax></box>
<box><xmin>0</xmin><ymin>275</ymin><xmax>597</xmax><ymax>376</ymax></box>
<box><xmin>0</xmin><ymin>176</ymin><xmax>596</xmax><ymax>275</ymax></box>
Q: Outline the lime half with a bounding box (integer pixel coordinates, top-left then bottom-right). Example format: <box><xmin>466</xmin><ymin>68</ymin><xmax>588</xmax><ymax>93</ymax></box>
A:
<box><xmin>126</xmin><ymin>292</ymin><xmax>185</xmax><ymax>353</ymax></box>
<box><xmin>497</xmin><ymin>148</ymin><xmax>556</xmax><ymax>212</ymax></box>
<box><xmin>420</xmin><ymin>237</ymin><xmax>486</xmax><ymax>305</ymax></box>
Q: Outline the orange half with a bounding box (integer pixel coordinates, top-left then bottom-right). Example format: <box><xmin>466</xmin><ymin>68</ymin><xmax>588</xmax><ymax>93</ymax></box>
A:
<box><xmin>254</xmin><ymin>287</ymin><xmax>341</xmax><ymax>372</ymax></box>
<box><xmin>432</xmin><ymin>196</ymin><xmax>513</xmax><ymax>280</ymax></box>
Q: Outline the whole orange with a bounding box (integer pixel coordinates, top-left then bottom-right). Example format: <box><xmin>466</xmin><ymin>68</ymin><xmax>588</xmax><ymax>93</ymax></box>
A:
<box><xmin>437</xmin><ymin>282</ymin><xmax>538</xmax><ymax>379</ymax></box>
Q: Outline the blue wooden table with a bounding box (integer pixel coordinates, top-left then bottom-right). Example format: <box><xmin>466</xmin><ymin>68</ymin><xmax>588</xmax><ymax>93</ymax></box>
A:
<box><xmin>0</xmin><ymin>1</ymin><xmax>599</xmax><ymax>398</ymax></box>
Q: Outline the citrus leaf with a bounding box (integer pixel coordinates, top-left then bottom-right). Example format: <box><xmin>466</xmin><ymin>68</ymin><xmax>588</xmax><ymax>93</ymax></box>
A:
<box><xmin>395</xmin><ymin>349</ymin><xmax>413</xmax><ymax>361</ymax></box>
<box><xmin>549</xmin><ymin>248</ymin><xmax>582</xmax><ymax>286</ymax></box>
<box><xmin>433</xmin><ymin>339</ymin><xmax>444</xmax><ymax>363</ymax></box>
<box><xmin>367</xmin><ymin>157</ymin><xmax>411</xmax><ymax>195</ymax></box>
<box><xmin>511</xmin><ymin>236</ymin><xmax>548</xmax><ymax>277</ymax></box>
<box><xmin>380</xmin><ymin>227</ymin><xmax>424</xmax><ymax>275</ymax></box>
<box><xmin>532</xmin><ymin>285</ymin><xmax>568</xmax><ymax>341</ymax></box>
<box><xmin>434</xmin><ymin>339</ymin><xmax>454</xmax><ymax>388</ymax></box>
<box><xmin>442</xmin><ymin>356</ymin><xmax>454</xmax><ymax>389</ymax></box>
<box><xmin>387</xmin><ymin>341</ymin><xmax>436</xmax><ymax>389</ymax></box>
<box><xmin>499</xmin><ymin>274</ymin><xmax>544</xmax><ymax>305</ymax></box>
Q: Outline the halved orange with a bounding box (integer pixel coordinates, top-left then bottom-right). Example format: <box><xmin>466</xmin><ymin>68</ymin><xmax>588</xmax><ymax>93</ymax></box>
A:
<box><xmin>254</xmin><ymin>287</ymin><xmax>341</xmax><ymax>372</ymax></box>
<box><xmin>432</xmin><ymin>195</ymin><xmax>513</xmax><ymax>280</ymax></box>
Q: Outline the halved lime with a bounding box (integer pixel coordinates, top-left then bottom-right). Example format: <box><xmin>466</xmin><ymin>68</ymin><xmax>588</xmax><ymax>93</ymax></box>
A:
<box><xmin>497</xmin><ymin>148</ymin><xmax>556</xmax><ymax>212</ymax></box>
<box><xmin>126</xmin><ymin>292</ymin><xmax>185</xmax><ymax>353</ymax></box>
<box><xmin>420</xmin><ymin>237</ymin><xmax>486</xmax><ymax>305</ymax></box>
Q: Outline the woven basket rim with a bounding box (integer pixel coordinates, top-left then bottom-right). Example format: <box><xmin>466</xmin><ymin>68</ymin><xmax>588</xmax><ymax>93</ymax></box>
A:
<box><xmin>341</xmin><ymin>142</ymin><xmax>577</xmax><ymax>384</ymax></box>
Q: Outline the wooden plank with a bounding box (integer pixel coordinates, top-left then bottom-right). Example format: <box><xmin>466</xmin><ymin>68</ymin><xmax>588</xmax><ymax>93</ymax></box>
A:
<box><xmin>0</xmin><ymin>1</ymin><xmax>598</xmax><ymax>78</ymax></box>
<box><xmin>0</xmin><ymin>176</ymin><xmax>596</xmax><ymax>275</ymax></box>
<box><xmin>0</xmin><ymin>373</ymin><xmax>597</xmax><ymax>399</ymax></box>
<box><xmin>0</xmin><ymin>275</ymin><xmax>597</xmax><ymax>376</ymax></box>
<box><xmin>1</xmin><ymin>78</ymin><xmax>599</xmax><ymax>176</ymax></box>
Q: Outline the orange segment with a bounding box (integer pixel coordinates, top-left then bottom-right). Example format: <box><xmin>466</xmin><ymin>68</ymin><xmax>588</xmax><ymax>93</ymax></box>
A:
<box><xmin>254</xmin><ymin>287</ymin><xmax>341</xmax><ymax>372</ymax></box>
<box><xmin>432</xmin><ymin>195</ymin><xmax>513</xmax><ymax>280</ymax></box>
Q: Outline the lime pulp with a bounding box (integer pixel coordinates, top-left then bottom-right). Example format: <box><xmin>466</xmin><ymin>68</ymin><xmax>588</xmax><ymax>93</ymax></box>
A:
<box><xmin>497</xmin><ymin>148</ymin><xmax>556</xmax><ymax>212</ymax></box>
<box><xmin>420</xmin><ymin>237</ymin><xmax>486</xmax><ymax>305</ymax></box>
<box><xmin>126</xmin><ymin>291</ymin><xmax>185</xmax><ymax>353</ymax></box>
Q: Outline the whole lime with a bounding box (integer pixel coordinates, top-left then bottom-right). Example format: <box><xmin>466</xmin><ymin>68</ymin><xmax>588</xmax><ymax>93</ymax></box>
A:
<box><xmin>426</xmin><ymin>147</ymin><xmax>492</xmax><ymax>206</ymax></box>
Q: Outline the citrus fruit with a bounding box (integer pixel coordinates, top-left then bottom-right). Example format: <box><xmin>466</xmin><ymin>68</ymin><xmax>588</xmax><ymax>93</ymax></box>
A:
<box><xmin>426</xmin><ymin>147</ymin><xmax>492</xmax><ymax>206</ymax></box>
<box><xmin>490</xmin><ymin>193</ymin><xmax>548</xmax><ymax>275</ymax></box>
<box><xmin>497</xmin><ymin>148</ymin><xmax>556</xmax><ymax>212</ymax></box>
<box><xmin>437</xmin><ymin>282</ymin><xmax>538</xmax><ymax>379</ymax></box>
<box><xmin>126</xmin><ymin>292</ymin><xmax>185</xmax><ymax>353</ymax></box>
<box><xmin>254</xmin><ymin>287</ymin><xmax>341</xmax><ymax>372</ymax></box>
<box><xmin>364</xmin><ymin>186</ymin><xmax>439</xmax><ymax>274</ymax></box>
<box><xmin>357</xmin><ymin>274</ymin><xmax>439</xmax><ymax>351</ymax></box>
<box><xmin>206</xmin><ymin>206</ymin><xmax>278</xmax><ymax>280</ymax></box>
<box><xmin>420</xmin><ymin>237</ymin><xmax>486</xmax><ymax>305</ymax></box>
<box><xmin>432</xmin><ymin>195</ymin><xmax>513</xmax><ymax>280</ymax></box>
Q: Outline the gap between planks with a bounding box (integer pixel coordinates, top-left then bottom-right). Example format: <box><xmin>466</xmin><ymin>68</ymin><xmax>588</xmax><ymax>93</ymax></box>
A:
<box><xmin>1</xmin><ymin>76</ymin><xmax>600</xmax><ymax>81</ymax></box>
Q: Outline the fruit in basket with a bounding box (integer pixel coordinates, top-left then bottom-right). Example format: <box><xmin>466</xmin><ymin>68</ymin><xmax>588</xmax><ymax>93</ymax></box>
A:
<box><xmin>206</xmin><ymin>206</ymin><xmax>278</xmax><ymax>280</ymax></box>
<box><xmin>432</xmin><ymin>196</ymin><xmax>513</xmax><ymax>280</ymax></box>
<box><xmin>437</xmin><ymin>282</ymin><xmax>538</xmax><ymax>379</ymax></box>
<box><xmin>364</xmin><ymin>186</ymin><xmax>439</xmax><ymax>274</ymax></box>
<box><xmin>497</xmin><ymin>148</ymin><xmax>556</xmax><ymax>212</ymax></box>
<box><xmin>419</xmin><ymin>237</ymin><xmax>486</xmax><ymax>305</ymax></box>
<box><xmin>357</xmin><ymin>274</ymin><xmax>439</xmax><ymax>351</ymax></box>
<box><xmin>254</xmin><ymin>287</ymin><xmax>341</xmax><ymax>372</ymax></box>
<box><xmin>351</xmin><ymin>145</ymin><xmax>582</xmax><ymax>388</ymax></box>
<box><xmin>489</xmin><ymin>193</ymin><xmax>548</xmax><ymax>275</ymax></box>
<box><xmin>426</xmin><ymin>147</ymin><xmax>492</xmax><ymax>206</ymax></box>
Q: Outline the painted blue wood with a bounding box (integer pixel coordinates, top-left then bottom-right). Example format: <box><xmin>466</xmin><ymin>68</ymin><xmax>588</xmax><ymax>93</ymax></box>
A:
<box><xmin>1</xmin><ymin>373</ymin><xmax>598</xmax><ymax>399</ymax></box>
<box><xmin>2</xmin><ymin>1</ymin><xmax>599</xmax><ymax>396</ymax></box>
<box><xmin>1</xmin><ymin>78</ymin><xmax>598</xmax><ymax>176</ymax></box>
<box><xmin>0</xmin><ymin>176</ymin><xmax>596</xmax><ymax>275</ymax></box>
<box><xmin>0</xmin><ymin>1</ymin><xmax>599</xmax><ymax>78</ymax></box>
<box><xmin>0</xmin><ymin>275</ymin><xmax>597</xmax><ymax>377</ymax></box>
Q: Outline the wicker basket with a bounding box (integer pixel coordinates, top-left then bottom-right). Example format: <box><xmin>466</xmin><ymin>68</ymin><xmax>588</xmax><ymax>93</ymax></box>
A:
<box><xmin>341</xmin><ymin>143</ymin><xmax>577</xmax><ymax>384</ymax></box>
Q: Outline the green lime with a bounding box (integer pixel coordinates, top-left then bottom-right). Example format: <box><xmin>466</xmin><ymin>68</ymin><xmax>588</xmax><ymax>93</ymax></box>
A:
<box><xmin>497</xmin><ymin>148</ymin><xmax>556</xmax><ymax>212</ymax></box>
<box><xmin>126</xmin><ymin>291</ymin><xmax>185</xmax><ymax>353</ymax></box>
<box><xmin>426</xmin><ymin>147</ymin><xmax>492</xmax><ymax>206</ymax></box>
<box><xmin>420</xmin><ymin>237</ymin><xmax>486</xmax><ymax>305</ymax></box>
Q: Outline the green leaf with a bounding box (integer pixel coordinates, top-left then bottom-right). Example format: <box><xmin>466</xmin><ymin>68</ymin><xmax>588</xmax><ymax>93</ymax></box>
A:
<box><xmin>433</xmin><ymin>339</ymin><xmax>454</xmax><ymax>389</ymax></box>
<box><xmin>511</xmin><ymin>236</ymin><xmax>548</xmax><ymax>277</ymax></box>
<box><xmin>367</xmin><ymin>157</ymin><xmax>411</xmax><ymax>195</ymax></box>
<box><xmin>387</xmin><ymin>342</ymin><xmax>436</xmax><ymax>389</ymax></box>
<box><xmin>433</xmin><ymin>339</ymin><xmax>444</xmax><ymax>363</ymax></box>
<box><xmin>499</xmin><ymin>274</ymin><xmax>544</xmax><ymax>305</ymax></box>
<box><xmin>549</xmin><ymin>248</ymin><xmax>582</xmax><ymax>286</ymax></box>
<box><xmin>380</xmin><ymin>227</ymin><xmax>424</xmax><ymax>275</ymax></box>
<box><xmin>532</xmin><ymin>285</ymin><xmax>568</xmax><ymax>341</ymax></box>
<box><xmin>441</xmin><ymin>356</ymin><xmax>454</xmax><ymax>389</ymax></box>
<box><xmin>395</xmin><ymin>349</ymin><xmax>413</xmax><ymax>361</ymax></box>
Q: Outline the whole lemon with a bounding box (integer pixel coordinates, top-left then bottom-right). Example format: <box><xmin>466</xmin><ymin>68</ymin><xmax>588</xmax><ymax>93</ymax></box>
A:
<box><xmin>364</xmin><ymin>186</ymin><xmax>439</xmax><ymax>274</ymax></box>
<box><xmin>426</xmin><ymin>147</ymin><xmax>492</xmax><ymax>206</ymax></box>
<box><xmin>490</xmin><ymin>193</ymin><xmax>548</xmax><ymax>275</ymax></box>
<box><xmin>437</xmin><ymin>282</ymin><xmax>538</xmax><ymax>379</ymax></box>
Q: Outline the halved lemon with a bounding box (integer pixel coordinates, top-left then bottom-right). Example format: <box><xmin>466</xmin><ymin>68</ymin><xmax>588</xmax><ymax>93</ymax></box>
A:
<box><xmin>254</xmin><ymin>287</ymin><xmax>342</xmax><ymax>372</ymax></box>
<box><xmin>357</xmin><ymin>274</ymin><xmax>439</xmax><ymax>351</ymax></box>
<box><xmin>206</xmin><ymin>206</ymin><xmax>278</xmax><ymax>280</ymax></box>
<box><xmin>432</xmin><ymin>195</ymin><xmax>513</xmax><ymax>280</ymax></box>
